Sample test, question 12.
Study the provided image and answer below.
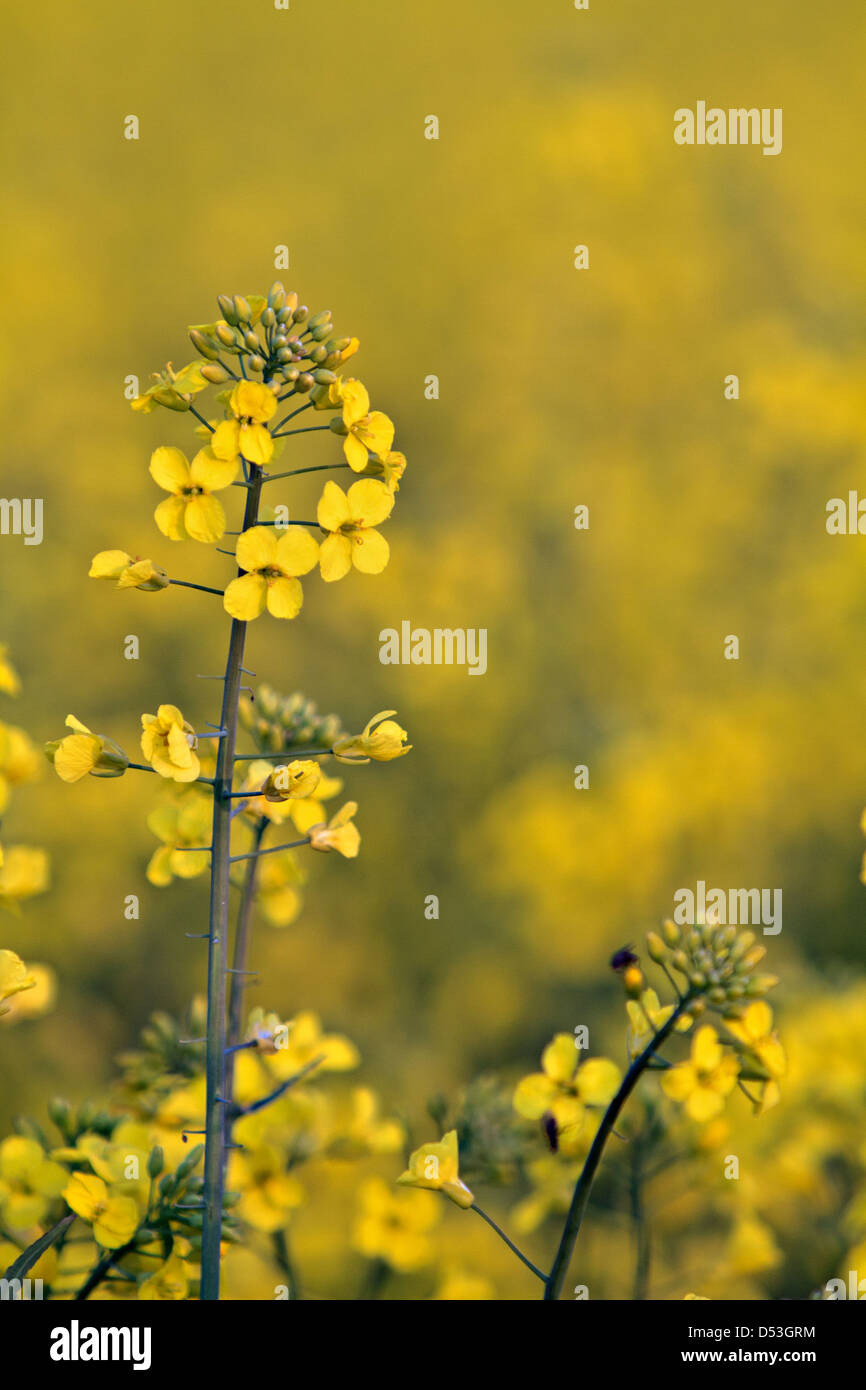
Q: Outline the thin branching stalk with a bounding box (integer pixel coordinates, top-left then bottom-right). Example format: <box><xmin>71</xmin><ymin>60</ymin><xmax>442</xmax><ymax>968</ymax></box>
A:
<box><xmin>200</xmin><ymin>460</ymin><xmax>264</xmax><ymax>1301</ymax></box>
<box><xmin>224</xmin><ymin>817</ymin><xmax>268</xmax><ymax>1105</ymax></box>
<box><xmin>544</xmin><ymin>998</ymin><xmax>691</xmax><ymax>1300</ymax></box>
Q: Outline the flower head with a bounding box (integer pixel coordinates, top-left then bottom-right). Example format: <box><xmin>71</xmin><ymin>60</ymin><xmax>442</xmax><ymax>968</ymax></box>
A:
<box><xmin>146</xmin><ymin>793</ymin><xmax>212</xmax><ymax>885</ymax></box>
<box><xmin>211</xmin><ymin>381</ymin><xmax>278</xmax><ymax>466</ymax></box>
<box><xmin>333</xmin><ymin>710</ymin><xmax>410</xmax><ymax>764</ymax></box>
<box><xmin>223</xmin><ymin>526</ymin><xmax>319</xmax><ymax>622</ymax></box>
<box><xmin>397</xmin><ymin>1129</ymin><xmax>474</xmax><ymax>1209</ymax></box>
<box><xmin>140</xmin><ymin>705</ymin><xmax>200</xmax><ymax>782</ymax></box>
<box><xmin>329</xmin><ymin>379</ymin><xmax>395</xmax><ymax>472</ymax></box>
<box><xmin>0</xmin><ymin>722</ymin><xmax>43</xmax><ymax>808</ymax></box>
<box><xmin>0</xmin><ymin>846</ymin><xmax>49</xmax><ymax>911</ymax></box>
<box><xmin>149</xmin><ymin>446</ymin><xmax>238</xmax><ymax>543</ymax></box>
<box><xmin>62</xmin><ymin>1172</ymin><xmax>140</xmax><ymax>1249</ymax></box>
<box><xmin>260</xmin><ymin>760</ymin><xmax>321</xmax><ymax>802</ymax></box>
<box><xmin>89</xmin><ymin>551</ymin><xmax>169</xmax><ymax>591</ymax></box>
<box><xmin>513</xmin><ymin>1035</ymin><xmax>622</xmax><ymax>1156</ymax></box>
<box><xmin>308</xmin><ymin>802</ymin><xmax>360</xmax><ymax>858</ymax></box>
<box><xmin>316</xmin><ymin>479</ymin><xmax>393</xmax><ymax>582</ymax></box>
<box><xmin>353</xmin><ymin>1176</ymin><xmax>438</xmax><ymax>1272</ymax></box>
<box><xmin>660</xmin><ymin>1025</ymin><xmax>740</xmax><ymax>1122</ymax></box>
<box><xmin>46</xmin><ymin>715</ymin><xmax>129</xmax><ymax>783</ymax></box>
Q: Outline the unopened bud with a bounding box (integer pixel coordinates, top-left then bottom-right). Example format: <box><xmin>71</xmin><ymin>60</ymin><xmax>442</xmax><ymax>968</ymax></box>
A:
<box><xmin>189</xmin><ymin>329</ymin><xmax>220</xmax><ymax>360</ymax></box>
<box><xmin>217</xmin><ymin>295</ymin><xmax>238</xmax><ymax>325</ymax></box>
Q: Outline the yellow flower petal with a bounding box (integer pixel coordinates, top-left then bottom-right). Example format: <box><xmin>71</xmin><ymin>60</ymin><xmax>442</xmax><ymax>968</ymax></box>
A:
<box><xmin>317</xmin><ymin>481</ymin><xmax>351</xmax><ymax>532</ymax></box>
<box><xmin>149</xmin><ymin>446</ymin><xmax>191</xmax><ymax>493</ymax></box>
<box><xmin>319</xmin><ymin>533</ymin><xmax>353</xmax><ymax>583</ymax></box>
<box><xmin>224</xmin><ymin>573</ymin><xmax>268</xmax><ymax>621</ymax></box>
<box><xmin>236</xmin><ymin>527</ymin><xmax>277</xmax><ymax>573</ymax></box>
<box><xmin>274</xmin><ymin>528</ymin><xmax>319</xmax><ymax>576</ymax></box>
<box><xmin>352</xmin><ymin>528</ymin><xmax>389</xmax><ymax>574</ymax></box>
<box><xmin>154</xmin><ymin>495</ymin><xmax>189</xmax><ymax>541</ymax></box>
<box><xmin>266</xmin><ymin>576</ymin><xmax>304</xmax><ymax>620</ymax></box>
<box><xmin>189</xmin><ymin>447</ymin><xmax>238</xmax><ymax>492</ymax></box>
<box><xmin>184</xmin><ymin>494</ymin><xmax>226</xmax><ymax>543</ymax></box>
<box><xmin>347</xmin><ymin>478</ymin><xmax>394</xmax><ymax>526</ymax></box>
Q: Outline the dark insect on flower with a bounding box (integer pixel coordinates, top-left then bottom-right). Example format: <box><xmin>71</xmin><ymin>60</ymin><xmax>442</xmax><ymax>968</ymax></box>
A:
<box><xmin>542</xmin><ymin>1110</ymin><xmax>559</xmax><ymax>1153</ymax></box>
<box><xmin>610</xmin><ymin>944</ymin><xmax>639</xmax><ymax>973</ymax></box>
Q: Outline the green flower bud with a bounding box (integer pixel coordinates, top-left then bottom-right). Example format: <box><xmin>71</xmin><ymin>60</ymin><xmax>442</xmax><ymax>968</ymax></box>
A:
<box><xmin>662</xmin><ymin>920</ymin><xmax>681</xmax><ymax>947</ymax></box>
<box><xmin>216</xmin><ymin>322</ymin><xmax>236</xmax><ymax>348</ymax></box>
<box><xmin>189</xmin><ymin>329</ymin><xmax>220</xmax><ymax>360</ymax></box>
<box><xmin>261</xmin><ymin>307</ymin><xmax>277</xmax><ymax>328</ymax></box>
<box><xmin>233</xmin><ymin>295</ymin><xmax>252</xmax><ymax>323</ymax></box>
<box><xmin>217</xmin><ymin>295</ymin><xmax>239</xmax><ymax>325</ymax></box>
<box><xmin>147</xmin><ymin>1146</ymin><xmax>164</xmax><ymax>1179</ymax></box>
<box><xmin>646</xmin><ymin>931</ymin><xmax>666</xmax><ymax>963</ymax></box>
<box><xmin>201</xmin><ymin>363</ymin><xmax>231</xmax><ymax>384</ymax></box>
<box><xmin>248</xmin><ymin>355</ymin><xmax>266</xmax><ymax>373</ymax></box>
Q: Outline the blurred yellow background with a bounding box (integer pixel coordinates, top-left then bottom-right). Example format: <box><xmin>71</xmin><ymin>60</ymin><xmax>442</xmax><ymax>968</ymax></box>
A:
<box><xmin>2</xmin><ymin>0</ymin><xmax>865</xmax><ymax>1297</ymax></box>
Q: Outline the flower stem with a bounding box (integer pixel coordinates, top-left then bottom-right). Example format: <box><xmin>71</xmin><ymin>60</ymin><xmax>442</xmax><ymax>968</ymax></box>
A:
<box><xmin>200</xmin><ymin>459</ymin><xmax>264</xmax><ymax>1302</ymax></box>
<box><xmin>544</xmin><ymin>999</ymin><xmax>691</xmax><ymax>1300</ymax></box>
<box><xmin>224</xmin><ymin>817</ymin><xmax>267</xmax><ymax>1106</ymax></box>
<box><xmin>470</xmin><ymin>1203</ymin><xmax>546</xmax><ymax>1283</ymax></box>
<box><xmin>170</xmin><ymin>579</ymin><xmax>225</xmax><ymax>596</ymax></box>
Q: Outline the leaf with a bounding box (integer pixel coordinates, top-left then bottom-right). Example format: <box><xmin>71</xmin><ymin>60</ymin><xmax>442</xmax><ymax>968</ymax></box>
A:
<box><xmin>2</xmin><ymin>1212</ymin><xmax>75</xmax><ymax>1281</ymax></box>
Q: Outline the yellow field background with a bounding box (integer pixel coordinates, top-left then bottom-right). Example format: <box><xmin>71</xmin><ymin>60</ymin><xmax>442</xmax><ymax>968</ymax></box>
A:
<box><xmin>2</xmin><ymin>0</ymin><xmax>865</xmax><ymax>1297</ymax></box>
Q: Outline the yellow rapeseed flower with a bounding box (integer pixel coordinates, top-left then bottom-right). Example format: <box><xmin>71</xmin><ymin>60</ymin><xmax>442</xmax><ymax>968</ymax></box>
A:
<box><xmin>316</xmin><ymin>479</ymin><xmax>393</xmax><ymax>582</ymax></box>
<box><xmin>62</xmin><ymin>1172</ymin><xmax>140</xmax><ymax>1249</ymax></box>
<box><xmin>0</xmin><ymin>645</ymin><xmax>21</xmax><ymax>697</ymax></box>
<box><xmin>138</xmin><ymin>1251</ymin><xmax>189</xmax><ymax>1300</ymax></box>
<box><xmin>0</xmin><ymin>949</ymin><xmax>36</xmax><ymax>1014</ymax></box>
<box><xmin>626</xmin><ymin>988</ymin><xmax>692</xmax><ymax>1056</ymax></box>
<box><xmin>513</xmin><ymin>1035</ymin><xmax>622</xmax><ymax>1155</ymax></box>
<box><xmin>332</xmin><ymin>380</ymin><xmax>395</xmax><ymax>472</ymax></box>
<box><xmin>0</xmin><ymin>960</ymin><xmax>55</xmax><ymax>1022</ymax></box>
<box><xmin>226</xmin><ymin>1145</ymin><xmax>304</xmax><ymax>1233</ymax></box>
<box><xmin>149</xmin><ymin>446</ymin><xmax>238</xmax><ymax>543</ymax></box>
<box><xmin>88</xmin><ymin>551</ymin><xmax>169</xmax><ymax>591</ymax></box>
<box><xmin>140</xmin><ymin>705</ymin><xmax>200</xmax><ymax>782</ymax></box>
<box><xmin>46</xmin><ymin>715</ymin><xmax>129</xmax><ymax>783</ymax></box>
<box><xmin>724</xmin><ymin>1000</ymin><xmax>785</xmax><ymax>1113</ymax></box>
<box><xmin>0</xmin><ymin>1135</ymin><xmax>68</xmax><ymax>1230</ymax></box>
<box><xmin>660</xmin><ymin>1025</ymin><xmax>740</xmax><ymax>1122</ymax></box>
<box><xmin>397</xmin><ymin>1130</ymin><xmax>474</xmax><ymax>1209</ymax></box>
<box><xmin>146</xmin><ymin>794</ymin><xmax>212</xmax><ymax>885</ymax></box>
<box><xmin>211</xmin><ymin>381</ymin><xmax>278</xmax><ymax>466</ymax></box>
<box><xmin>0</xmin><ymin>722</ymin><xmax>43</xmax><ymax>809</ymax></box>
<box><xmin>353</xmin><ymin>1176</ymin><xmax>438</xmax><ymax>1272</ymax></box>
<box><xmin>0</xmin><ymin>846</ymin><xmax>49</xmax><ymax>910</ymax></box>
<box><xmin>333</xmin><ymin>710</ymin><xmax>411</xmax><ymax>764</ymax></box>
<box><xmin>223</xmin><ymin>526</ymin><xmax>319</xmax><ymax>622</ymax></box>
<box><xmin>308</xmin><ymin>802</ymin><xmax>360</xmax><ymax>858</ymax></box>
<box><xmin>131</xmin><ymin>361</ymin><xmax>210</xmax><ymax>414</ymax></box>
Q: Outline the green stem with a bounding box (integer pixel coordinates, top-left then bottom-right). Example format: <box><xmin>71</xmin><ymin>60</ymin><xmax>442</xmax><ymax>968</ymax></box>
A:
<box><xmin>630</xmin><ymin>1137</ymin><xmax>651</xmax><ymax>1300</ymax></box>
<box><xmin>263</xmin><ymin>463</ymin><xmax>349</xmax><ymax>483</ymax></box>
<box><xmin>544</xmin><ymin>998</ymin><xmax>691</xmax><ymax>1301</ymax></box>
<box><xmin>170</xmin><ymin>579</ymin><xmax>225</xmax><ymax>596</ymax></box>
<box><xmin>224</xmin><ymin>817</ymin><xmax>268</xmax><ymax>1106</ymax></box>
<box><xmin>471</xmin><ymin>1203</ymin><xmax>546</xmax><ymax>1282</ymax></box>
<box><xmin>200</xmin><ymin>459</ymin><xmax>264</xmax><ymax>1302</ymax></box>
